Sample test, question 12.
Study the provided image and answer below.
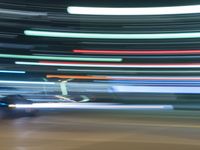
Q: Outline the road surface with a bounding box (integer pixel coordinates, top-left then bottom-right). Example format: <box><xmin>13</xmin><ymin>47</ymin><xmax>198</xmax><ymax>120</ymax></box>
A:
<box><xmin>0</xmin><ymin>110</ymin><xmax>200</xmax><ymax>150</ymax></box>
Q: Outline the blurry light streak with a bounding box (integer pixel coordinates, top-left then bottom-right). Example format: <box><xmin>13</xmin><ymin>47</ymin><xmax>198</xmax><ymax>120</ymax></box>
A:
<box><xmin>0</xmin><ymin>54</ymin><xmax>121</xmax><ymax>62</ymax></box>
<box><xmin>110</xmin><ymin>76</ymin><xmax>200</xmax><ymax>80</ymax></box>
<box><xmin>33</xmin><ymin>52</ymin><xmax>200</xmax><ymax>60</ymax></box>
<box><xmin>123</xmin><ymin>55</ymin><xmax>200</xmax><ymax>59</ymax></box>
<box><xmin>0</xmin><ymin>70</ymin><xmax>25</xmax><ymax>74</ymax></box>
<box><xmin>47</xmin><ymin>75</ymin><xmax>109</xmax><ymax>80</ymax></box>
<box><xmin>0</xmin><ymin>8</ymin><xmax>47</xmax><ymax>16</ymax></box>
<box><xmin>0</xmin><ymin>80</ymin><xmax>55</xmax><ymax>85</ymax></box>
<box><xmin>33</xmin><ymin>53</ymin><xmax>123</xmax><ymax>60</ymax></box>
<box><xmin>24</xmin><ymin>30</ymin><xmax>200</xmax><ymax>39</ymax></box>
<box><xmin>67</xmin><ymin>5</ymin><xmax>200</xmax><ymax>15</ymax></box>
<box><xmin>30</xmin><ymin>49</ymin><xmax>67</xmax><ymax>53</ymax></box>
<box><xmin>0</xmin><ymin>33</ymin><xmax>17</xmax><ymax>38</ymax></box>
<box><xmin>95</xmin><ymin>80</ymin><xmax>200</xmax><ymax>84</ymax></box>
<box><xmin>113</xmin><ymin>85</ymin><xmax>200</xmax><ymax>94</ymax></box>
<box><xmin>73</xmin><ymin>49</ymin><xmax>200</xmax><ymax>55</ymax></box>
<box><xmin>95</xmin><ymin>80</ymin><xmax>200</xmax><ymax>86</ymax></box>
<box><xmin>9</xmin><ymin>103</ymin><xmax>173</xmax><ymax>110</ymax></box>
<box><xmin>0</xmin><ymin>103</ymin><xmax>7</xmax><ymax>106</ymax></box>
<box><xmin>28</xmin><ymin>99</ymin><xmax>68</xmax><ymax>102</ymax></box>
<box><xmin>81</xmin><ymin>41</ymin><xmax>200</xmax><ymax>45</ymax></box>
<box><xmin>0</xmin><ymin>85</ymin><xmax>57</xmax><ymax>88</ymax></box>
<box><xmin>33</xmin><ymin>53</ymin><xmax>70</xmax><ymax>57</ymax></box>
<box><xmin>15</xmin><ymin>61</ymin><xmax>200</xmax><ymax>68</ymax></box>
<box><xmin>0</xmin><ymin>91</ymin><xmax>44</xmax><ymax>94</ymax></box>
<box><xmin>57</xmin><ymin>69</ymin><xmax>200</xmax><ymax>74</ymax></box>
<box><xmin>47</xmin><ymin>75</ymin><xmax>200</xmax><ymax>81</ymax></box>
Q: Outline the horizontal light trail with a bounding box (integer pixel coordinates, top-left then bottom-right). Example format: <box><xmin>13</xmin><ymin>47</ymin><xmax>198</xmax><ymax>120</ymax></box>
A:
<box><xmin>47</xmin><ymin>75</ymin><xmax>109</xmax><ymax>80</ymax></box>
<box><xmin>0</xmin><ymin>8</ymin><xmax>47</xmax><ymax>16</ymax></box>
<box><xmin>24</xmin><ymin>30</ymin><xmax>200</xmax><ymax>39</ymax></box>
<box><xmin>110</xmin><ymin>76</ymin><xmax>200</xmax><ymax>80</ymax></box>
<box><xmin>95</xmin><ymin>80</ymin><xmax>200</xmax><ymax>83</ymax></box>
<box><xmin>67</xmin><ymin>5</ymin><xmax>200</xmax><ymax>15</ymax></box>
<box><xmin>73</xmin><ymin>49</ymin><xmax>200</xmax><ymax>55</ymax></box>
<box><xmin>9</xmin><ymin>103</ymin><xmax>173</xmax><ymax>110</ymax></box>
<box><xmin>0</xmin><ymin>80</ymin><xmax>55</xmax><ymax>85</ymax></box>
<box><xmin>36</xmin><ymin>53</ymin><xmax>200</xmax><ymax>60</ymax></box>
<box><xmin>47</xmin><ymin>75</ymin><xmax>200</xmax><ymax>81</ymax></box>
<box><xmin>15</xmin><ymin>61</ymin><xmax>200</xmax><ymax>68</ymax></box>
<box><xmin>57</xmin><ymin>68</ymin><xmax>200</xmax><ymax>74</ymax></box>
<box><xmin>95</xmin><ymin>80</ymin><xmax>200</xmax><ymax>85</ymax></box>
<box><xmin>0</xmin><ymin>70</ymin><xmax>25</xmax><ymax>74</ymax></box>
<box><xmin>113</xmin><ymin>85</ymin><xmax>200</xmax><ymax>94</ymax></box>
<box><xmin>0</xmin><ymin>54</ymin><xmax>121</xmax><ymax>62</ymax></box>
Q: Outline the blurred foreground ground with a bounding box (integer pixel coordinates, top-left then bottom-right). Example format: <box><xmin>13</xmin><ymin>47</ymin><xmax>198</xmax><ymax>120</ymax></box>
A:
<box><xmin>0</xmin><ymin>110</ymin><xmax>200</xmax><ymax>150</ymax></box>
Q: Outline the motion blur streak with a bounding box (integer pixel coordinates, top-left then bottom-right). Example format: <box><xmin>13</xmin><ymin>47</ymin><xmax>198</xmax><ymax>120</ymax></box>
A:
<box><xmin>9</xmin><ymin>103</ymin><xmax>173</xmax><ymax>110</ymax></box>
<box><xmin>110</xmin><ymin>76</ymin><xmax>200</xmax><ymax>80</ymax></box>
<box><xmin>95</xmin><ymin>80</ymin><xmax>200</xmax><ymax>85</ymax></box>
<box><xmin>113</xmin><ymin>85</ymin><xmax>200</xmax><ymax>94</ymax></box>
<box><xmin>24</xmin><ymin>30</ymin><xmax>200</xmax><ymax>39</ymax></box>
<box><xmin>0</xmin><ymin>80</ymin><xmax>55</xmax><ymax>85</ymax></box>
<box><xmin>67</xmin><ymin>5</ymin><xmax>200</xmax><ymax>15</ymax></box>
<box><xmin>47</xmin><ymin>75</ymin><xmax>109</xmax><ymax>80</ymax></box>
<box><xmin>57</xmin><ymin>69</ymin><xmax>200</xmax><ymax>74</ymax></box>
<box><xmin>0</xmin><ymin>70</ymin><xmax>25</xmax><ymax>74</ymax></box>
<box><xmin>15</xmin><ymin>61</ymin><xmax>200</xmax><ymax>68</ymax></box>
<box><xmin>73</xmin><ymin>49</ymin><xmax>200</xmax><ymax>55</ymax></box>
<box><xmin>0</xmin><ymin>8</ymin><xmax>47</xmax><ymax>16</ymax></box>
<box><xmin>47</xmin><ymin>75</ymin><xmax>200</xmax><ymax>81</ymax></box>
<box><xmin>0</xmin><ymin>53</ymin><xmax>121</xmax><ymax>62</ymax></box>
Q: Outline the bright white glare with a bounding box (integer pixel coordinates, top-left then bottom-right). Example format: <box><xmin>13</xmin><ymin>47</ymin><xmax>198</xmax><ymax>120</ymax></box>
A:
<box><xmin>15</xmin><ymin>61</ymin><xmax>200</xmax><ymax>68</ymax></box>
<box><xmin>0</xmin><ymin>80</ymin><xmax>55</xmax><ymax>85</ymax></box>
<box><xmin>113</xmin><ymin>85</ymin><xmax>200</xmax><ymax>94</ymax></box>
<box><xmin>9</xmin><ymin>103</ymin><xmax>173</xmax><ymax>110</ymax></box>
<box><xmin>67</xmin><ymin>5</ymin><xmax>200</xmax><ymax>15</ymax></box>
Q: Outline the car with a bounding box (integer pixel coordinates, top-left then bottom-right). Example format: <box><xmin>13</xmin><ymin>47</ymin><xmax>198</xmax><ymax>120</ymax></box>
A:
<box><xmin>0</xmin><ymin>95</ymin><xmax>38</xmax><ymax>119</ymax></box>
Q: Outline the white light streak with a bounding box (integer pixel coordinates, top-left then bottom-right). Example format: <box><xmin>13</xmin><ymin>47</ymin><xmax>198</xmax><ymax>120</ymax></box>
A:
<box><xmin>15</xmin><ymin>61</ymin><xmax>200</xmax><ymax>68</ymax></box>
<box><xmin>9</xmin><ymin>103</ymin><xmax>173</xmax><ymax>110</ymax></box>
<box><xmin>24</xmin><ymin>30</ymin><xmax>200</xmax><ymax>39</ymax></box>
<box><xmin>67</xmin><ymin>5</ymin><xmax>200</xmax><ymax>15</ymax></box>
<box><xmin>0</xmin><ymin>80</ymin><xmax>55</xmax><ymax>85</ymax></box>
<box><xmin>113</xmin><ymin>85</ymin><xmax>200</xmax><ymax>93</ymax></box>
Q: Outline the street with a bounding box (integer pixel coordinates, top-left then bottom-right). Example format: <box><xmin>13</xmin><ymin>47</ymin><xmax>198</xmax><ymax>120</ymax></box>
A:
<box><xmin>0</xmin><ymin>110</ymin><xmax>200</xmax><ymax>150</ymax></box>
